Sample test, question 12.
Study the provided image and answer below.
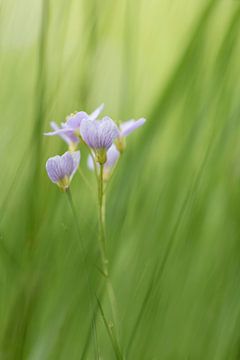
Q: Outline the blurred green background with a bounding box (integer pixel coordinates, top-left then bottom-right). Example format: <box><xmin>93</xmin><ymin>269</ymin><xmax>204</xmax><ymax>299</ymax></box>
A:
<box><xmin>1</xmin><ymin>0</ymin><xmax>240</xmax><ymax>359</ymax></box>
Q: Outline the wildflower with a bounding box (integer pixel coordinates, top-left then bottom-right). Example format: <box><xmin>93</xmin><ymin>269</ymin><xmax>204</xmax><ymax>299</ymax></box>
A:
<box><xmin>46</xmin><ymin>151</ymin><xmax>80</xmax><ymax>191</ymax></box>
<box><xmin>44</xmin><ymin>104</ymin><xmax>104</xmax><ymax>150</ymax></box>
<box><xmin>115</xmin><ymin>118</ymin><xmax>146</xmax><ymax>152</ymax></box>
<box><xmin>87</xmin><ymin>144</ymin><xmax>120</xmax><ymax>178</ymax></box>
<box><xmin>80</xmin><ymin>116</ymin><xmax>119</xmax><ymax>164</ymax></box>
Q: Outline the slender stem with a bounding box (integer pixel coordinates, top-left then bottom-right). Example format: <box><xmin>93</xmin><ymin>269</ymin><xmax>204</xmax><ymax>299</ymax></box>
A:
<box><xmin>98</xmin><ymin>164</ymin><xmax>108</xmax><ymax>271</ymax></box>
<box><xmin>97</xmin><ymin>164</ymin><xmax>123</xmax><ymax>359</ymax></box>
<box><xmin>96</xmin><ymin>295</ymin><xmax>123</xmax><ymax>360</ymax></box>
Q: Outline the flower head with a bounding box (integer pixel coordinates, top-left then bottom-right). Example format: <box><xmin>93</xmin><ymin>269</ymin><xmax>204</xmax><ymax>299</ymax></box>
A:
<box><xmin>116</xmin><ymin>118</ymin><xmax>146</xmax><ymax>152</ymax></box>
<box><xmin>80</xmin><ymin>116</ymin><xmax>119</xmax><ymax>164</ymax></box>
<box><xmin>44</xmin><ymin>104</ymin><xmax>104</xmax><ymax>150</ymax></box>
<box><xmin>46</xmin><ymin>151</ymin><xmax>80</xmax><ymax>191</ymax></box>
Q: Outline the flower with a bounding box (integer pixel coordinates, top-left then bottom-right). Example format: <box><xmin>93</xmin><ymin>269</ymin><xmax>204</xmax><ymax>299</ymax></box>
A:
<box><xmin>87</xmin><ymin>144</ymin><xmax>120</xmax><ymax>173</ymax></box>
<box><xmin>80</xmin><ymin>116</ymin><xmax>119</xmax><ymax>164</ymax></box>
<box><xmin>115</xmin><ymin>118</ymin><xmax>146</xmax><ymax>152</ymax></box>
<box><xmin>44</xmin><ymin>104</ymin><xmax>104</xmax><ymax>150</ymax></box>
<box><xmin>46</xmin><ymin>151</ymin><xmax>80</xmax><ymax>191</ymax></box>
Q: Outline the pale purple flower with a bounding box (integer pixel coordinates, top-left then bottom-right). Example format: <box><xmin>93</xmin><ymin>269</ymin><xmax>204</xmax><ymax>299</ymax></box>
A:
<box><xmin>80</xmin><ymin>116</ymin><xmax>119</xmax><ymax>164</ymax></box>
<box><xmin>87</xmin><ymin>144</ymin><xmax>120</xmax><ymax>171</ymax></box>
<box><xmin>80</xmin><ymin>116</ymin><xmax>119</xmax><ymax>150</ymax></box>
<box><xmin>44</xmin><ymin>104</ymin><xmax>105</xmax><ymax>147</ymax></box>
<box><xmin>46</xmin><ymin>151</ymin><xmax>80</xmax><ymax>191</ymax></box>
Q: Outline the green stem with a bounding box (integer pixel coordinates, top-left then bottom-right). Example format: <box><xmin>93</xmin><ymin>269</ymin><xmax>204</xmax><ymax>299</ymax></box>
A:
<box><xmin>98</xmin><ymin>164</ymin><xmax>123</xmax><ymax>359</ymax></box>
<box><xmin>98</xmin><ymin>164</ymin><xmax>108</xmax><ymax>271</ymax></box>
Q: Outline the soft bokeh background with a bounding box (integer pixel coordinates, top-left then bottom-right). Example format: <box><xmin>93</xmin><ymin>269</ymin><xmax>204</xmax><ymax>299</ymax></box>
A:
<box><xmin>1</xmin><ymin>0</ymin><xmax>240</xmax><ymax>359</ymax></box>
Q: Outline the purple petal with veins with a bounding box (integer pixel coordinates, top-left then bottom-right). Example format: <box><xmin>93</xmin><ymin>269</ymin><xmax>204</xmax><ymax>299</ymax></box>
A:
<box><xmin>46</xmin><ymin>156</ymin><xmax>63</xmax><ymax>183</ymax></box>
<box><xmin>80</xmin><ymin>116</ymin><xmax>119</xmax><ymax>150</ymax></box>
<box><xmin>46</xmin><ymin>151</ymin><xmax>80</xmax><ymax>184</ymax></box>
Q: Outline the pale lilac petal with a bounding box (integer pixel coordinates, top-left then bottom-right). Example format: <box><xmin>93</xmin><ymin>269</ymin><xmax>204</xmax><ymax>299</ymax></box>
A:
<box><xmin>64</xmin><ymin>132</ymin><xmax>79</xmax><ymax>143</ymax></box>
<box><xmin>44</xmin><ymin>124</ymin><xmax>79</xmax><ymax>144</ymax></box>
<box><xmin>80</xmin><ymin>116</ymin><xmax>119</xmax><ymax>150</ymax></box>
<box><xmin>97</xmin><ymin>117</ymin><xmax>119</xmax><ymax>149</ymax></box>
<box><xmin>50</xmin><ymin>121</ymin><xmax>61</xmax><ymax>132</ymax></box>
<box><xmin>87</xmin><ymin>146</ymin><xmax>119</xmax><ymax>171</ymax></box>
<box><xmin>50</xmin><ymin>122</ymin><xmax>71</xmax><ymax>145</ymax></box>
<box><xmin>46</xmin><ymin>156</ymin><xmax>64</xmax><ymax>183</ymax></box>
<box><xmin>45</xmin><ymin>127</ymin><xmax>73</xmax><ymax>136</ymax></box>
<box><xmin>66</xmin><ymin>111</ymin><xmax>88</xmax><ymax>129</ymax></box>
<box><xmin>120</xmin><ymin>118</ymin><xmax>146</xmax><ymax>137</ymax></box>
<box><xmin>105</xmin><ymin>144</ymin><xmax>120</xmax><ymax>168</ymax></box>
<box><xmin>46</xmin><ymin>151</ymin><xmax>80</xmax><ymax>184</ymax></box>
<box><xmin>89</xmin><ymin>103</ymin><xmax>105</xmax><ymax>120</ymax></box>
<box><xmin>71</xmin><ymin>151</ymin><xmax>81</xmax><ymax>176</ymax></box>
<box><xmin>87</xmin><ymin>155</ymin><xmax>95</xmax><ymax>171</ymax></box>
<box><xmin>80</xmin><ymin>119</ymin><xmax>98</xmax><ymax>148</ymax></box>
<box><xmin>60</xmin><ymin>152</ymin><xmax>75</xmax><ymax>177</ymax></box>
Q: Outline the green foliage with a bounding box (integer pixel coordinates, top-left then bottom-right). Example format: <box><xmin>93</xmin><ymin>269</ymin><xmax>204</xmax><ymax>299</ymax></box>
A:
<box><xmin>1</xmin><ymin>0</ymin><xmax>240</xmax><ymax>359</ymax></box>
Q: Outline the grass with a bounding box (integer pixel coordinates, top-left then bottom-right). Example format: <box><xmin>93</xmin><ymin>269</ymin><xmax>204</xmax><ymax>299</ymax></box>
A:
<box><xmin>1</xmin><ymin>0</ymin><xmax>240</xmax><ymax>359</ymax></box>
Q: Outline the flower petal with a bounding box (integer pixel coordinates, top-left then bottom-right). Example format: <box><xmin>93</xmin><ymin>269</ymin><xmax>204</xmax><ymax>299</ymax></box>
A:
<box><xmin>60</xmin><ymin>152</ymin><xmax>75</xmax><ymax>177</ymax></box>
<box><xmin>120</xmin><ymin>118</ymin><xmax>146</xmax><ymax>137</ymax></box>
<box><xmin>66</xmin><ymin>111</ymin><xmax>88</xmax><ymax>129</ymax></box>
<box><xmin>105</xmin><ymin>144</ymin><xmax>120</xmax><ymax>168</ymax></box>
<box><xmin>80</xmin><ymin>119</ymin><xmax>99</xmax><ymax>148</ymax></box>
<box><xmin>80</xmin><ymin>116</ymin><xmax>119</xmax><ymax>150</ymax></box>
<box><xmin>46</xmin><ymin>151</ymin><xmax>80</xmax><ymax>185</ymax></box>
<box><xmin>71</xmin><ymin>151</ymin><xmax>81</xmax><ymax>176</ymax></box>
<box><xmin>44</xmin><ymin>125</ymin><xmax>79</xmax><ymax>144</ymax></box>
<box><xmin>89</xmin><ymin>103</ymin><xmax>105</xmax><ymax>120</ymax></box>
<box><xmin>49</xmin><ymin>122</ymin><xmax>71</xmax><ymax>145</ymax></box>
<box><xmin>87</xmin><ymin>145</ymin><xmax>119</xmax><ymax>171</ymax></box>
<box><xmin>87</xmin><ymin>154</ymin><xmax>95</xmax><ymax>171</ymax></box>
<box><xmin>46</xmin><ymin>155</ymin><xmax>64</xmax><ymax>183</ymax></box>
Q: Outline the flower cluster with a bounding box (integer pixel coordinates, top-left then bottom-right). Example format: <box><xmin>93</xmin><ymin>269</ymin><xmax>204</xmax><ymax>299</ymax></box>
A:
<box><xmin>44</xmin><ymin>104</ymin><xmax>145</xmax><ymax>190</ymax></box>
